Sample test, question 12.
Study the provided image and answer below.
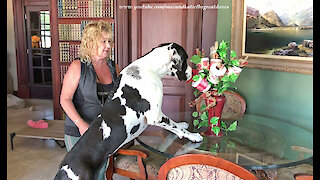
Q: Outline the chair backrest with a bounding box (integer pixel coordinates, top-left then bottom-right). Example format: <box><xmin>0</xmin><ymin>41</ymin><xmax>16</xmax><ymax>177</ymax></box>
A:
<box><xmin>221</xmin><ymin>91</ymin><xmax>246</xmax><ymax>120</ymax></box>
<box><xmin>158</xmin><ymin>154</ymin><xmax>257</xmax><ymax>180</ymax></box>
<box><xmin>294</xmin><ymin>173</ymin><xmax>313</xmax><ymax>180</ymax></box>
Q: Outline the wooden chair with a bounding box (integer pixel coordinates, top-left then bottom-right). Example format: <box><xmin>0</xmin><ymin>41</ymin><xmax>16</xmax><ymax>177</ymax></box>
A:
<box><xmin>158</xmin><ymin>154</ymin><xmax>258</xmax><ymax>180</ymax></box>
<box><xmin>221</xmin><ymin>91</ymin><xmax>246</xmax><ymax>120</ymax></box>
<box><xmin>106</xmin><ymin>145</ymin><xmax>169</xmax><ymax>180</ymax></box>
<box><xmin>106</xmin><ymin>148</ymin><xmax>148</xmax><ymax>180</ymax></box>
<box><xmin>294</xmin><ymin>173</ymin><xmax>313</xmax><ymax>180</ymax></box>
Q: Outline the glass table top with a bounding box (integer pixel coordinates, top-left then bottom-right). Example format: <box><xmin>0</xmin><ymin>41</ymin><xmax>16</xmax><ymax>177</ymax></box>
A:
<box><xmin>137</xmin><ymin>113</ymin><xmax>313</xmax><ymax>170</ymax></box>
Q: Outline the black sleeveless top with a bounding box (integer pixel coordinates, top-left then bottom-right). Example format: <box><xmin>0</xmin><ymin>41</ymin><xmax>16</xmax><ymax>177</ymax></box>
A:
<box><xmin>64</xmin><ymin>59</ymin><xmax>118</xmax><ymax>137</ymax></box>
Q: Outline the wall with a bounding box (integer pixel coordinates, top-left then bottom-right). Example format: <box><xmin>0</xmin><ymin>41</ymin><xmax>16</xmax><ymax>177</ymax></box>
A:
<box><xmin>7</xmin><ymin>0</ymin><xmax>18</xmax><ymax>91</ymax></box>
<box><xmin>216</xmin><ymin>0</ymin><xmax>313</xmax><ymax>132</ymax></box>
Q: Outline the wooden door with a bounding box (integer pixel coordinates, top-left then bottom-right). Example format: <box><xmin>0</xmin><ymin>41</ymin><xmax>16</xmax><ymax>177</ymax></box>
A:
<box><xmin>130</xmin><ymin>0</ymin><xmax>203</xmax><ymax>121</ymax></box>
<box><xmin>25</xmin><ymin>6</ymin><xmax>53</xmax><ymax>99</ymax></box>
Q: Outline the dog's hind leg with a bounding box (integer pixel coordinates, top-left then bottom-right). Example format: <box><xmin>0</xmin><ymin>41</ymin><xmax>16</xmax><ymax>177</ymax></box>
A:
<box><xmin>94</xmin><ymin>156</ymin><xmax>110</xmax><ymax>180</ymax></box>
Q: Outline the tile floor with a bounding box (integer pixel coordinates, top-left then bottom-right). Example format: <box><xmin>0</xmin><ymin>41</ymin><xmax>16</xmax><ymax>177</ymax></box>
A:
<box><xmin>7</xmin><ymin>99</ymin><xmax>128</xmax><ymax>180</ymax></box>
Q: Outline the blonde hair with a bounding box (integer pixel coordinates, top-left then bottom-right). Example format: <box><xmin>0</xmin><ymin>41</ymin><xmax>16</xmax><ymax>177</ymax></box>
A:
<box><xmin>78</xmin><ymin>20</ymin><xmax>113</xmax><ymax>64</ymax></box>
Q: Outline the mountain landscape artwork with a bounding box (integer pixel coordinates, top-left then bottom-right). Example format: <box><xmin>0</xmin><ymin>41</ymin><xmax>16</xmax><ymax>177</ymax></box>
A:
<box><xmin>244</xmin><ymin>0</ymin><xmax>313</xmax><ymax>58</ymax></box>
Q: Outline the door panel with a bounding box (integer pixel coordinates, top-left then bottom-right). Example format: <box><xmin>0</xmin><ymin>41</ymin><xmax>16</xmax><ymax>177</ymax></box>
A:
<box><xmin>131</xmin><ymin>0</ymin><xmax>202</xmax><ymax>121</ymax></box>
<box><xmin>26</xmin><ymin>6</ymin><xmax>52</xmax><ymax>99</ymax></box>
<box><xmin>141</xmin><ymin>3</ymin><xmax>185</xmax><ymax>55</ymax></box>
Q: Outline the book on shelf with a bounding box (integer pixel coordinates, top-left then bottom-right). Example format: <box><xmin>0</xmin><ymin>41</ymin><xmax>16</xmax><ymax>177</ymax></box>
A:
<box><xmin>60</xmin><ymin>65</ymin><xmax>69</xmax><ymax>83</ymax></box>
<box><xmin>59</xmin><ymin>42</ymin><xmax>80</xmax><ymax>62</ymax></box>
<box><xmin>59</xmin><ymin>21</ymin><xmax>114</xmax><ymax>41</ymax></box>
<box><xmin>57</xmin><ymin>0</ymin><xmax>115</xmax><ymax>66</ymax></box>
<box><xmin>57</xmin><ymin>0</ymin><xmax>114</xmax><ymax>18</ymax></box>
<box><xmin>59</xmin><ymin>42</ymin><xmax>70</xmax><ymax>62</ymax></box>
<box><xmin>59</xmin><ymin>24</ymin><xmax>82</xmax><ymax>41</ymax></box>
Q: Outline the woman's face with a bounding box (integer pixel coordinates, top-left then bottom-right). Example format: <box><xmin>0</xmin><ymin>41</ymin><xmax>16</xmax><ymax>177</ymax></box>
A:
<box><xmin>94</xmin><ymin>32</ymin><xmax>112</xmax><ymax>60</ymax></box>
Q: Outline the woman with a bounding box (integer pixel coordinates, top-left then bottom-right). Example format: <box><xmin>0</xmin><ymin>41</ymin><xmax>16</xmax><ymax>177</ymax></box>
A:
<box><xmin>60</xmin><ymin>21</ymin><xmax>119</xmax><ymax>179</ymax></box>
<box><xmin>61</xmin><ymin>20</ymin><xmax>119</xmax><ymax>148</ymax></box>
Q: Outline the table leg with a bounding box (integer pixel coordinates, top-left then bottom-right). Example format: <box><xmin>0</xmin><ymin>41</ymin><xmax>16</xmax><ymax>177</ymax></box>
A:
<box><xmin>10</xmin><ymin>133</ymin><xmax>16</xmax><ymax>150</ymax></box>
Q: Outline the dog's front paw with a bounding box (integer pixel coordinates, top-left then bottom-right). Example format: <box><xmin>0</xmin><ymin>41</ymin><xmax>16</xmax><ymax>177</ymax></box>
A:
<box><xmin>177</xmin><ymin>122</ymin><xmax>189</xmax><ymax>129</ymax></box>
<box><xmin>189</xmin><ymin>133</ymin><xmax>203</xmax><ymax>143</ymax></box>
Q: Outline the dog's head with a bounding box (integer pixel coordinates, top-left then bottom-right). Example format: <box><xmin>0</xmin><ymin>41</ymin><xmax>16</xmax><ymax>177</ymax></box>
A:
<box><xmin>158</xmin><ymin>43</ymin><xmax>192</xmax><ymax>81</ymax></box>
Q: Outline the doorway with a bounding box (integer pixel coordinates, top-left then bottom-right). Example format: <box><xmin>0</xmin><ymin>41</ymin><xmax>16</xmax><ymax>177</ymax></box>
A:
<box><xmin>25</xmin><ymin>6</ymin><xmax>52</xmax><ymax>99</ymax></box>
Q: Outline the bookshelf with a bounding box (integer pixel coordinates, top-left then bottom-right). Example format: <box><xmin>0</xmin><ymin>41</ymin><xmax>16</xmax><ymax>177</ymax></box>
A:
<box><xmin>50</xmin><ymin>0</ymin><xmax>117</xmax><ymax>119</ymax></box>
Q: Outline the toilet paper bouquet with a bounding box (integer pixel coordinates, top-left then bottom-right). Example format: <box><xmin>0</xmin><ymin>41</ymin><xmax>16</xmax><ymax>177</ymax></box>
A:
<box><xmin>188</xmin><ymin>41</ymin><xmax>248</xmax><ymax>96</ymax></box>
<box><xmin>187</xmin><ymin>41</ymin><xmax>248</xmax><ymax>135</ymax></box>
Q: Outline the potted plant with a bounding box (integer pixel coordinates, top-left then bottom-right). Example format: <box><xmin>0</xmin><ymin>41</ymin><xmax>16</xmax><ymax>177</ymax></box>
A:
<box><xmin>188</xmin><ymin>41</ymin><xmax>248</xmax><ymax>136</ymax></box>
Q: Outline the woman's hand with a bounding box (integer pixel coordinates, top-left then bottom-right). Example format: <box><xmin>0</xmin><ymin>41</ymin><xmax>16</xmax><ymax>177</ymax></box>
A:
<box><xmin>78</xmin><ymin>120</ymin><xmax>90</xmax><ymax>136</ymax></box>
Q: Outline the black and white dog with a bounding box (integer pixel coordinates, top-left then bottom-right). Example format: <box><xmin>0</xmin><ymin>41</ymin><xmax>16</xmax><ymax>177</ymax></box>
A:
<box><xmin>54</xmin><ymin>43</ymin><xmax>203</xmax><ymax>180</ymax></box>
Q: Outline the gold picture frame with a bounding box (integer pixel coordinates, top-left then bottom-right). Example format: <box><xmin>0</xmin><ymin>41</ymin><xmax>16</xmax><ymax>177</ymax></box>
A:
<box><xmin>230</xmin><ymin>0</ymin><xmax>313</xmax><ymax>74</ymax></box>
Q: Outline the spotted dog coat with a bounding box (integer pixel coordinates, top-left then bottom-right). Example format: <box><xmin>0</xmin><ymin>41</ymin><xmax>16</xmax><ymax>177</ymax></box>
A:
<box><xmin>54</xmin><ymin>43</ymin><xmax>203</xmax><ymax>180</ymax></box>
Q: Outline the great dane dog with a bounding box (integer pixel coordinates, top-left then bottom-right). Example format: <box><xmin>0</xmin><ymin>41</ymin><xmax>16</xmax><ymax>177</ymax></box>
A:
<box><xmin>54</xmin><ymin>43</ymin><xmax>203</xmax><ymax>180</ymax></box>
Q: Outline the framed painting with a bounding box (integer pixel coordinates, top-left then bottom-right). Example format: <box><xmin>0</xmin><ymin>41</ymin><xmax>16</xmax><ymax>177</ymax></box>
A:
<box><xmin>231</xmin><ymin>0</ymin><xmax>313</xmax><ymax>74</ymax></box>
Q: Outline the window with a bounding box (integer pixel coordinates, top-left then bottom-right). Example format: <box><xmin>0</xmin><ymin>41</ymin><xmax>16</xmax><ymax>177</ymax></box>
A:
<box><xmin>40</xmin><ymin>11</ymin><xmax>51</xmax><ymax>48</ymax></box>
